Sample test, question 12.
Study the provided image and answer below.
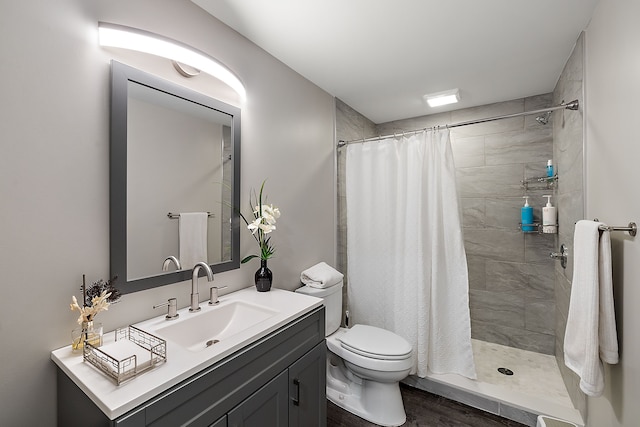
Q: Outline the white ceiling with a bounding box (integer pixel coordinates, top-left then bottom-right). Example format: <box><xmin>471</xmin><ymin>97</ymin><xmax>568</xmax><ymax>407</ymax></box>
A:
<box><xmin>192</xmin><ymin>0</ymin><xmax>599</xmax><ymax>124</ymax></box>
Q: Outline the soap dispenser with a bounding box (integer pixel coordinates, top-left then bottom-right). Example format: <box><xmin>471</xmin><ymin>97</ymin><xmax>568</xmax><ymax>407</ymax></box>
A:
<box><xmin>521</xmin><ymin>196</ymin><xmax>534</xmax><ymax>231</ymax></box>
<box><xmin>542</xmin><ymin>195</ymin><xmax>557</xmax><ymax>233</ymax></box>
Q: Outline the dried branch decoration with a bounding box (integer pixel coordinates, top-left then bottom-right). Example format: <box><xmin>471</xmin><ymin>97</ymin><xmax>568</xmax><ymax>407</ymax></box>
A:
<box><xmin>69</xmin><ymin>275</ymin><xmax>121</xmax><ymax>324</ymax></box>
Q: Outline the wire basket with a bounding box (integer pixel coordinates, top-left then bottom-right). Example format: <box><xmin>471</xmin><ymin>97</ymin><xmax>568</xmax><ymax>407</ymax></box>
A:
<box><xmin>83</xmin><ymin>325</ymin><xmax>167</xmax><ymax>385</ymax></box>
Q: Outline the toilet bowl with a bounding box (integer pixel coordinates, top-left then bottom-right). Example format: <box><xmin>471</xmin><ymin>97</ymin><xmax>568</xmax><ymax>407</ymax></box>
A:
<box><xmin>296</xmin><ymin>283</ymin><xmax>414</xmax><ymax>427</ymax></box>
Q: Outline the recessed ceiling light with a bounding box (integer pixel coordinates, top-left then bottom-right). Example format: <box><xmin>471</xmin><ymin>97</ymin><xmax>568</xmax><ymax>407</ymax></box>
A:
<box><xmin>423</xmin><ymin>88</ymin><xmax>460</xmax><ymax>108</ymax></box>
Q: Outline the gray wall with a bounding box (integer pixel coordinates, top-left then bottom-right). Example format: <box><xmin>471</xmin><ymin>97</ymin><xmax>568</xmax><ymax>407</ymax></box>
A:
<box><xmin>552</xmin><ymin>33</ymin><xmax>586</xmax><ymax>417</ymax></box>
<box><xmin>0</xmin><ymin>1</ymin><xmax>336</xmax><ymax>425</ymax></box>
<box><xmin>584</xmin><ymin>0</ymin><xmax>640</xmax><ymax>424</ymax></box>
<box><xmin>338</xmin><ymin>95</ymin><xmax>558</xmax><ymax>354</ymax></box>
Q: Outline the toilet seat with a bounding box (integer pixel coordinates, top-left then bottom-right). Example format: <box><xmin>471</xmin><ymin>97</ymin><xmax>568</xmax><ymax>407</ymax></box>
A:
<box><xmin>327</xmin><ymin>327</ymin><xmax>414</xmax><ymax>373</ymax></box>
<box><xmin>338</xmin><ymin>325</ymin><xmax>412</xmax><ymax>360</ymax></box>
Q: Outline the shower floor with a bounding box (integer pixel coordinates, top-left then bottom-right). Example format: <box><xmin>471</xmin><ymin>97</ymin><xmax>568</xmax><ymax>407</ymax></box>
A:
<box><xmin>404</xmin><ymin>339</ymin><xmax>584</xmax><ymax>426</ymax></box>
<box><xmin>471</xmin><ymin>339</ymin><xmax>572</xmax><ymax>407</ymax></box>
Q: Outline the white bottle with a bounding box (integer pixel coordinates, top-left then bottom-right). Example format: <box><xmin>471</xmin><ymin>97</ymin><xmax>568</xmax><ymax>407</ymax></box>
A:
<box><xmin>542</xmin><ymin>195</ymin><xmax>557</xmax><ymax>233</ymax></box>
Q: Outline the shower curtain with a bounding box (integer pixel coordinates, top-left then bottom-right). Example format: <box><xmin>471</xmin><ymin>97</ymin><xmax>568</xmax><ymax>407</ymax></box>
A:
<box><xmin>345</xmin><ymin>128</ymin><xmax>476</xmax><ymax>379</ymax></box>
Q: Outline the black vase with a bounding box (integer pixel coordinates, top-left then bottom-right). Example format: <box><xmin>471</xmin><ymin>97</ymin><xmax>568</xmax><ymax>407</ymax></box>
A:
<box><xmin>254</xmin><ymin>259</ymin><xmax>272</xmax><ymax>292</ymax></box>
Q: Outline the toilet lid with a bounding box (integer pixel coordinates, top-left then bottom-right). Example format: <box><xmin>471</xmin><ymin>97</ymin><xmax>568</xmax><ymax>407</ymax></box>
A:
<box><xmin>338</xmin><ymin>325</ymin><xmax>412</xmax><ymax>360</ymax></box>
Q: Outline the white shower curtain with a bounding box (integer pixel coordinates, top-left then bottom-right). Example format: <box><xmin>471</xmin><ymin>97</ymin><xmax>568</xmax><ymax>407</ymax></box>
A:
<box><xmin>345</xmin><ymin>129</ymin><xmax>476</xmax><ymax>379</ymax></box>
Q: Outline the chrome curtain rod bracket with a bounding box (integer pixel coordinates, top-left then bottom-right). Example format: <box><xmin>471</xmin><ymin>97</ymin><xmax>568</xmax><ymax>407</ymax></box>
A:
<box><xmin>564</xmin><ymin>100</ymin><xmax>580</xmax><ymax>110</ymax></box>
<box><xmin>337</xmin><ymin>100</ymin><xmax>579</xmax><ymax>147</ymax></box>
<box><xmin>167</xmin><ymin>212</ymin><xmax>215</xmax><ymax>219</ymax></box>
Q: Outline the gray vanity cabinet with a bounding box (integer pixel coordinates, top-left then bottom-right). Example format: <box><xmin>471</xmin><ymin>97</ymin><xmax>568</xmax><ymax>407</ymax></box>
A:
<box><xmin>210</xmin><ymin>416</ymin><xmax>227</xmax><ymax>427</ymax></box>
<box><xmin>57</xmin><ymin>307</ymin><xmax>326</xmax><ymax>427</ymax></box>
<box><xmin>227</xmin><ymin>370</ymin><xmax>289</xmax><ymax>426</ymax></box>
<box><xmin>288</xmin><ymin>342</ymin><xmax>326</xmax><ymax>427</ymax></box>
<box><xmin>227</xmin><ymin>341</ymin><xmax>326</xmax><ymax>427</ymax></box>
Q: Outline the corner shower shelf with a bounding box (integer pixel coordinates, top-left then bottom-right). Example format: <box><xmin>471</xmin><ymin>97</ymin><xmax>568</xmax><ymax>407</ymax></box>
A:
<box><xmin>519</xmin><ymin>223</ymin><xmax>558</xmax><ymax>234</ymax></box>
<box><xmin>521</xmin><ymin>174</ymin><xmax>558</xmax><ymax>191</ymax></box>
<box><xmin>519</xmin><ymin>222</ymin><xmax>542</xmax><ymax>234</ymax></box>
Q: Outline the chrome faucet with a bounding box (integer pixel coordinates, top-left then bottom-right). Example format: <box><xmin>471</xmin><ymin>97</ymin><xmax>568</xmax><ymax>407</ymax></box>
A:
<box><xmin>162</xmin><ymin>256</ymin><xmax>182</xmax><ymax>271</ymax></box>
<box><xmin>190</xmin><ymin>262</ymin><xmax>214</xmax><ymax>312</ymax></box>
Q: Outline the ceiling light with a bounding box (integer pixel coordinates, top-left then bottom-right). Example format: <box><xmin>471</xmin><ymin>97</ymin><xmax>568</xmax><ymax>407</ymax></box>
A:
<box><xmin>423</xmin><ymin>88</ymin><xmax>460</xmax><ymax>108</ymax></box>
<box><xmin>98</xmin><ymin>22</ymin><xmax>246</xmax><ymax>100</ymax></box>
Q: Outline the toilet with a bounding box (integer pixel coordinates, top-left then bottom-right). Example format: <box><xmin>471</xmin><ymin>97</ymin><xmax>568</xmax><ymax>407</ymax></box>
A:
<box><xmin>296</xmin><ymin>282</ymin><xmax>413</xmax><ymax>427</ymax></box>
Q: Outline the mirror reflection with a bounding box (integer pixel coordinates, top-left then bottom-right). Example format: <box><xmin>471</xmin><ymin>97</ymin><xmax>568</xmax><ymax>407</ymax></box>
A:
<box><xmin>110</xmin><ymin>61</ymin><xmax>241</xmax><ymax>294</ymax></box>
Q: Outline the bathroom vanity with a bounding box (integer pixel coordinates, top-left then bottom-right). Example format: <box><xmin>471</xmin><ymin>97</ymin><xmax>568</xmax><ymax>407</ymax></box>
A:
<box><xmin>52</xmin><ymin>288</ymin><xmax>326</xmax><ymax>427</ymax></box>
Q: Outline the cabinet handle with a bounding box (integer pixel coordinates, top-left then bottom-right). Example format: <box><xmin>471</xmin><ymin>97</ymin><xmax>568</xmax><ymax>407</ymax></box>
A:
<box><xmin>292</xmin><ymin>378</ymin><xmax>300</xmax><ymax>406</ymax></box>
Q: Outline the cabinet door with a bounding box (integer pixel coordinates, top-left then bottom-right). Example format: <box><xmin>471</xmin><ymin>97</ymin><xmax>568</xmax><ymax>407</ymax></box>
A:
<box><xmin>228</xmin><ymin>370</ymin><xmax>288</xmax><ymax>427</ymax></box>
<box><xmin>209</xmin><ymin>415</ymin><xmax>226</xmax><ymax>427</ymax></box>
<box><xmin>288</xmin><ymin>342</ymin><xmax>326</xmax><ymax>427</ymax></box>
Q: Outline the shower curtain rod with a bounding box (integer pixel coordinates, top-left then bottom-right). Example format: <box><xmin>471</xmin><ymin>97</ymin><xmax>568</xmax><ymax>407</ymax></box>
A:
<box><xmin>337</xmin><ymin>99</ymin><xmax>579</xmax><ymax>147</ymax></box>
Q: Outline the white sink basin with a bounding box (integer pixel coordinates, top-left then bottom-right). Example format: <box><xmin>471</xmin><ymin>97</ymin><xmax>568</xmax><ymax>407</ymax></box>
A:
<box><xmin>153</xmin><ymin>301</ymin><xmax>278</xmax><ymax>352</ymax></box>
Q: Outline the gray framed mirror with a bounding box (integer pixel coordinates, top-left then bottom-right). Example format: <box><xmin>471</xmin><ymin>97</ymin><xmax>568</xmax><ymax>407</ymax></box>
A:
<box><xmin>110</xmin><ymin>61</ymin><xmax>241</xmax><ymax>294</ymax></box>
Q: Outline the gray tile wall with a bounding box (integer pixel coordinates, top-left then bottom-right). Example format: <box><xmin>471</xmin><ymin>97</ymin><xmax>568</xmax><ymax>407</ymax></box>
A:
<box><xmin>552</xmin><ymin>32</ymin><xmax>586</xmax><ymax>417</ymax></box>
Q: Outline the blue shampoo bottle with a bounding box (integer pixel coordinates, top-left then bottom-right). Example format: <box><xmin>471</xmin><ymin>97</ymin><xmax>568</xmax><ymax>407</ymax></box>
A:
<box><xmin>521</xmin><ymin>196</ymin><xmax>534</xmax><ymax>231</ymax></box>
<box><xmin>547</xmin><ymin>160</ymin><xmax>554</xmax><ymax>178</ymax></box>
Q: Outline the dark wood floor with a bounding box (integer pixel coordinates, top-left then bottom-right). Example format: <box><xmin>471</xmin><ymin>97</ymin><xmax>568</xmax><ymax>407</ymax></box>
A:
<box><xmin>327</xmin><ymin>383</ymin><xmax>527</xmax><ymax>427</ymax></box>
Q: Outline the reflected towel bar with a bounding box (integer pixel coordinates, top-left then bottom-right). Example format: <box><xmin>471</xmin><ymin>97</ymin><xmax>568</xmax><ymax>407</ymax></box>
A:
<box><xmin>167</xmin><ymin>212</ymin><xmax>215</xmax><ymax>219</ymax></box>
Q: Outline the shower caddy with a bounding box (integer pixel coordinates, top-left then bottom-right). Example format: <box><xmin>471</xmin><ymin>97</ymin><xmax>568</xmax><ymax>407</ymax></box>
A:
<box><xmin>519</xmin><ymin>173</ymin><xmax>558</xmax><ymax>234</ymax></box>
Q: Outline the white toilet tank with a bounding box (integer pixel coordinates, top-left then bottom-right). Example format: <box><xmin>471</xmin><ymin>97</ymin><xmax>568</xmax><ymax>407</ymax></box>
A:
<box><xmin>295</xmin><ymin>282</ymin><xmax>343</xmax><ymax>336</ymax></box>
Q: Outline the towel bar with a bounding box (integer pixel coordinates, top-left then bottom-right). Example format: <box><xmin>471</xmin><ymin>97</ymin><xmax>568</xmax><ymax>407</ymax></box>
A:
<box><xmin>594</xmin><ymin>220</ymin><xmax>637</xmax><ymax>237</ymax></box>
<box><xmin>167</xmin><ymin>212</ymin><xmax>215</xmax><ymax>219</ymax></box>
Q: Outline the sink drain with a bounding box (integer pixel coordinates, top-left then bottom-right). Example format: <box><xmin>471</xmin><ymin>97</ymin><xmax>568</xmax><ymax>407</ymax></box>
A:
<box><xmin>206</xmin><ymin>339</ymin><xmax>220</xmax><ymax>348</ymax></box>
<box><xmin>497</xmin><ymin>367</ymin><xmax>514</xmax><ymax>376</ymax></box>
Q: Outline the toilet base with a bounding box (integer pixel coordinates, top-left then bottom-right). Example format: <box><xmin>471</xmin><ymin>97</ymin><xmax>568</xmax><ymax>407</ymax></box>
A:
<box><xmin>327</xmin><ymin>357</ymin><xmax>407</xmax><ymax>427</ymax></box>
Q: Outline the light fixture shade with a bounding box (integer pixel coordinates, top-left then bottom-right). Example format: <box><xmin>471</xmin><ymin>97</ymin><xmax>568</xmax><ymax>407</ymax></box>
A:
<box><xmin>98</xmin><ymin>22</ymin><xmax>246</xmax><ymax>100</ymax></box>
<box><xmin>424</xmin><ymin>88</ymin><xmax>460</xmax><ymax>108</ymax></box>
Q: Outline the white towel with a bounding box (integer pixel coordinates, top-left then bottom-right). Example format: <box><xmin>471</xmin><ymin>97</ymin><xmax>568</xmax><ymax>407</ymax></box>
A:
<box><xmin>179</xmin><ymin>212</ymin><xmax>208</xmax><ymax>270</ymax></box>
<box><xmin>564</xmin><ymin>220</ymin><xmax>619</xmax><ymax>397</ymax></box>
<box><xmin>300</xmin><ymin>262</ymin><xmax>344</xmax><ymax>288</ymax></box>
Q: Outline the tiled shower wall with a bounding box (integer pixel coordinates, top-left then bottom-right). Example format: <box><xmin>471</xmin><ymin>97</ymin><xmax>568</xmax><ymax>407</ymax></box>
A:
<box><xmin>552</xmin><ymin>32</ymin><xmax>586</xmax><ymax>416</ymax></box>
<box><xmin>336</xmin><ymin>95</ymin><xmax>558</xmax><ymax>355</ymax></box>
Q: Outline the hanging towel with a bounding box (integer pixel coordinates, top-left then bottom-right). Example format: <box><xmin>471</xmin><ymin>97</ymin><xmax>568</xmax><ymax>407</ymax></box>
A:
<box><xmin>564</xmin><ymin>220</ymin><xmax>619</xmax><ymax>397</ymax></box>
<box><xmin>300</xmin><ymin>262</ymin><xmax>344</xmax><ymax>289</ymax></box>
<box><xmin>179</xmin><ymin>212</ymin><xmax>208</xmax><ymax>270</ymax></box>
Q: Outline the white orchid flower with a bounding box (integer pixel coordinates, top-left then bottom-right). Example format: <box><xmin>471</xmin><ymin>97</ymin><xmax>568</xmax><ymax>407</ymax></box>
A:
<box><xmin>262</xmin><ymin>212</ymin><xmax>276</xmax><ymax>225</ymax></box>
<box><xmin>259</xmin><ymin>223</ymin><xmax>276</xmax><ymax>234</ymax></box>
<box><xmin>241</xmin><ymin>181</ymin><xmax>282</xmax><ymax>264</ymax></box>
<box><xmin>262</xmin><ymin>205</ymin><xmax>280</xmax><ymax>225</ymax></box>
<box><xmin>247</xmin><ymin>217</ymin><xmax>263</xmax><ymax>234</ymax></box>
<box><xmin>265</xmin><ymin>204</ymin><xmax>280</xmax><ymax>218</ymax></box>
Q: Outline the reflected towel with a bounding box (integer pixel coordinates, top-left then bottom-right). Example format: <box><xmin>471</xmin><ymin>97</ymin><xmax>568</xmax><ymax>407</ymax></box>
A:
<box><xmin>300</xmin><ymin>262</ymin><xmax>344</xmax><ymax>288</ymax></box>
<box><xmin>564</xmin><ymin>220</ymin><xmax>619</xmax><ymax>397</ymax></box>
<box><xmin>179</xmin><ymin>212</ymin><xmax>208</xmax><ymax>270</ymax></box>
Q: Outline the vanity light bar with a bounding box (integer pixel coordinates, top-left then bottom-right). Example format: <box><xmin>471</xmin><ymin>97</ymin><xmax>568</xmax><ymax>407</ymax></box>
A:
<box><xmin>98</xmin><ymin>22</ymin><xmax>246</xmax><ymax>100</ymax></box>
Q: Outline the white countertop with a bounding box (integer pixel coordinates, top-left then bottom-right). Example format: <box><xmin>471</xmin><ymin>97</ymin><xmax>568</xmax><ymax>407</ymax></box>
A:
<box><xmin>51</xmin><ymin>287</ymin><xmax>323</xmax><ymax>420</ymax></box>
